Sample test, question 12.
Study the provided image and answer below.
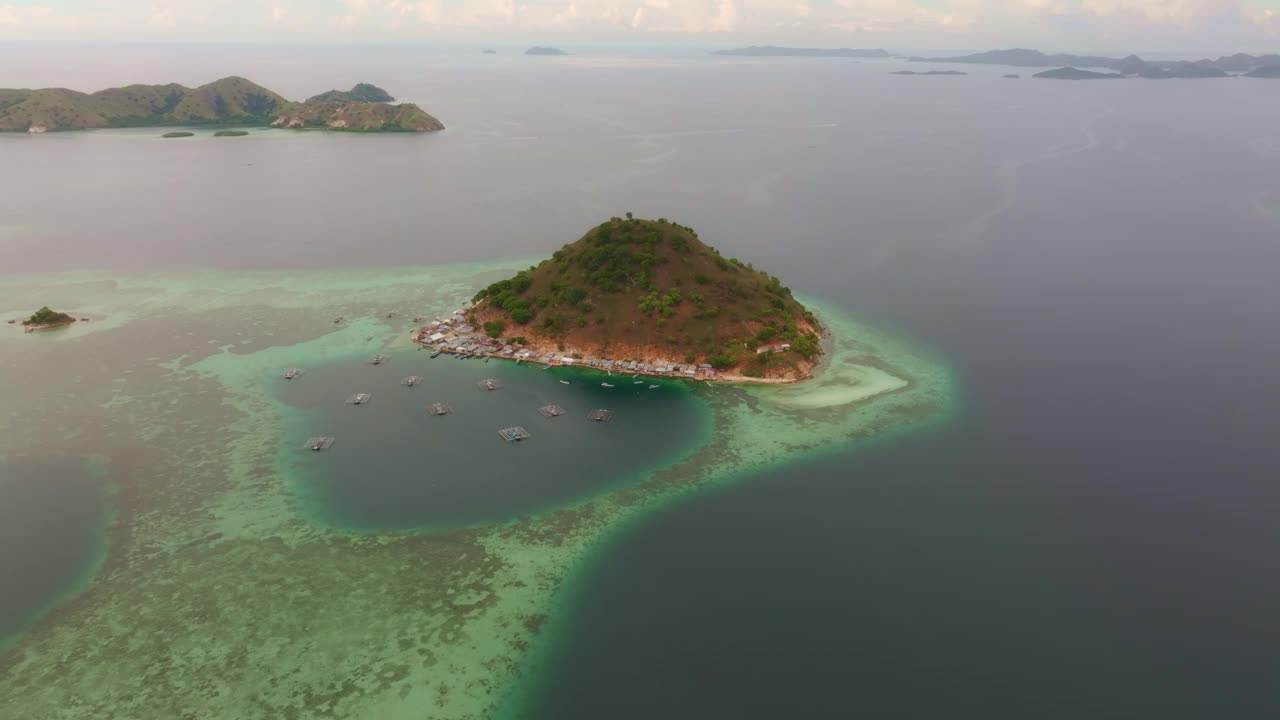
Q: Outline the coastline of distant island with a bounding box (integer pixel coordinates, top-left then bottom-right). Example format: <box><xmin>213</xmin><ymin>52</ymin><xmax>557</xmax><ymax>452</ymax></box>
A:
<box><xmin>526</xmin><ymin>47</ymin><xmax>569</xmax><ymax>56</ymax></box>
<box><xmin>714</xmin><ymin>46</ymin><xmax>890</xmax><ymax>58</ymax></box>
<box><xmin>891</xmin><ymin>70</ymin><xmax>967</xmax><ymax>76</ymax></box>
<box><xmin>0</xmin><ymin>79</ymin><xmax>444</xmax><ymax>134</ymax></box>
<box><xmin>909</xmin><ymin>48</ymin><xmax>1280</xmax><ymax>79</ymax></box>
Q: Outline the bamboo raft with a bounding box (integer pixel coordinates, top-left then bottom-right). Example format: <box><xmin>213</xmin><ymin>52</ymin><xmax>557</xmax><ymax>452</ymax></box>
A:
<box><xmin>498</xmin><ymin>426</ymin><xmax>531</xmax><ymax>442</ymax></box>
<box><xmin>429</xmin><ymin>403</ymin><xmax>453</xmax><ymax>416</ymax></box>
<box><xmin>402</xmin><ymin>376</ymin><xmax>422</xmax><ymax>387</ymax></box>
<box><xmin>538</xmin><ymin>404</ymin><xmax>567</xmax><ymax>418</ymax></box>
<box><xmin>588</xmin><ymin>409</ymin><xmax>614</xmax><ymax>422</ymax></box>
<box><xmin>477</xmin><ymin>378</ymin><xmax>503</xmax><ymax>391</ymax></box>
<box><xmin>346</xmin><ymin>393</ymin><xmax>372</xmax><ymax>405</ymax></box>
<box><xmin>304</xmin><ymin>437</ymin><xmax>336</xmax><ymax>451</ymax></box>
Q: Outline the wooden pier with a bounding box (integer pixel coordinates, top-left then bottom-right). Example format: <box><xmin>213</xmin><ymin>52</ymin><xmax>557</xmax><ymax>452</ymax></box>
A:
<box><xmin>498</xmin><ymin>426</ymin><xmax>531</xmax><ymax>442</ymax></box>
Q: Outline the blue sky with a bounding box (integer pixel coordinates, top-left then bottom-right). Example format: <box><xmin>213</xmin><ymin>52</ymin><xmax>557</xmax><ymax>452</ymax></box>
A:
<box><xmin>1</xmin><ymin>0</ymin><xmax>1277</xmax><ymax>51</ymax></box>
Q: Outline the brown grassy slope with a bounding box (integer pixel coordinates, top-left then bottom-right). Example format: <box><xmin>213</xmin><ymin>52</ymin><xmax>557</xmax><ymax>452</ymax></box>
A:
<box><xmin>469</xmin><ymin>217</ymin><xmax>821</xmax><ymax>376</ymax></box>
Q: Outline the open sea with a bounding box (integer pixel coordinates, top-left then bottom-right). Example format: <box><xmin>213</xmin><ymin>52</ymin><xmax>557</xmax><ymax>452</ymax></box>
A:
<box><xmin>2</xmin><ymin>44</ymin><xmax>1279</xmax><ymax>718</ymax></box>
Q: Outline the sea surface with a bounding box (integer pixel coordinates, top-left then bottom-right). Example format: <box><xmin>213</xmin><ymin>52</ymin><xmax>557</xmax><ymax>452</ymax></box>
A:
<box><xmin>3</xmin><ymin>45</ymin><xmax>1280</xmax><ymax>717</ymax></box>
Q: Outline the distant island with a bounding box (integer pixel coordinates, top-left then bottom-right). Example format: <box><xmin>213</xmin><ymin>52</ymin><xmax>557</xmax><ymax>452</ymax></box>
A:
<box><xmin>161</xmin><ymin>131</ymin><xmax>194</xmax><ymax>138</ymax></box>
<box><xmin>21</xmin><ymin>307</ymin><xmax>75</xmax><ymax>330</ymax></box>
<box><xmin>482</xmin><ymin>49</ymin><xmax>497</xmax><ymax>55</ymax></box>
<box><xmin>1034</xmin><ymin>67</ymin><xmax>1124</xmax><ymax>80</ymax></box>
<box><xmin>213</xmin><ymin>130</ymin><xmax>249</xmax><ymax>137</ymax></box>
<box><xmin>1003</xmin><ymin>74</ymin><xmax>1021</xmax><ymax>79</ymax></box>
<box><xmin>911</xmin><ymin>48</ymin><xmax>1280</xmax><ymax>79</ymax></box>
<box><xmin>306</xmin><ymin>83</ymin><xmax>394</xmax><ymax>104</ymax></box>
<box><xmin>714</xmin><ymin>46</ymin><xmax>890</xmax><ymax>58</ymax></box>
<box><xmin>526</xmin><ymin>47</ymin><xmax>568</xmax><ymax>56</ymax></box>
<box><xmin>891</xmin><ymin>70</ymin><xmax>966</xmax><ymax>76</ymax></box>
<box><xmin>0</xmin><ymin>77</ymin><xmax>444</xmax><ymax>133</ymax></box>
<box><xmin>418</xmin><ymin>216</ymin><xmax>823</xmax><ymax>382</ymax></box>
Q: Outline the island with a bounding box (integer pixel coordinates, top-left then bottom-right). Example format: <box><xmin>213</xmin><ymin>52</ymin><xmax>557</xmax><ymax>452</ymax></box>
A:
<box><xmin>213</xmin><ymin>130</ymin><xmax>248</xmax><ymax>137</ymax></box>
<box><xmin>161</xmin><ymin>131</ymin><xmax>194</xmax><ymax>138</ymax></box>
<box><xmin>0</xmin><ymin>77</ymin><xmax>444</xmax><ymax>133</ymax></box>
<box><xmin>1247</xmin><ymin>65</ymin><xmax>1280</xmax><ymax>78</ymax></box>
<box><xmin>414</xmin><ymin>216</ymin><xmax>823</xmax><ymax>382</ymax></box>
<box><xmin>1003</xmin><ymin>74</ymin><xmax>1021</xmax><ymax>79</ymax></box>
<box><xmin>891</xmin><ymin>70</ymin><xmax>966</xmax><ymax>76</ymax></box>
<box><xmin>526</xmin><ymin>47</ymin><xmax>568</xmax><ymax>56</ymax></box>
<box><xmin>910</xmin><ymin>47</ymin><xmax>1280</xmax><ymax>79</ymax></box>
<box><xmin>21</xmin><ymin>306</ymin><xmax>75</xmax><ymax>330</ymax></box>
<box><xmin>1033</xmin><ymin>67</ymin><xmax>1124</xmax><ymax>80</ymax></box>
<box><xmin>714</xmin><ymin>46</ymin><xmax>890</xmax><ymax>58</ymax></box>
<box><xmin>483</xmin><ymin>49</ymin><xmax>498</xmax><ymax>55</ymax></box>
<box><xmin>306</xmin><ymin>83</ymin><xmax>394</xmax><ymax>103</ymax></box>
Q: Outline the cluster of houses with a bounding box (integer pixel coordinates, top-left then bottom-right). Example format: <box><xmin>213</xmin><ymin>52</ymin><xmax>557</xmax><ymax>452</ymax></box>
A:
<box><xmin>413</xmin><ymin>310</ymin><xmax>719</xmax><ymax>380</ymax></box>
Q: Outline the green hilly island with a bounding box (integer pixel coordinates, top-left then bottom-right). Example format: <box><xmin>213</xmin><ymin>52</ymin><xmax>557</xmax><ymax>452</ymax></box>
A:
<box><xmin>0</xmin><ymin>78</ymin><xmax>443</xmax><ymax>133</ymax></box>
<box><xmin>470</xmin><ymin>216</ymin><xmax>823</xmax><ymax>380</ymax></box>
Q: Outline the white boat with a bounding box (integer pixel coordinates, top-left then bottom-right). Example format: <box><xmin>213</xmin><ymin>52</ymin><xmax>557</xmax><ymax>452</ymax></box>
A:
<box><xmin>601</xmin><ymin>382</ymin><xmax>614</xmax><ymax>388</ymax></box>
<box><xmin>648</xmin><ymin>385</ymin><xmax>659</xmax><ymax>389</ymax></box>
<box><xmin>633</xmin><ymin>381</ymin><xmax>643</xmax><ymax>385</ymax></box>
<box><xmin>560</xmin><ymin>380</ymin><xmax>571</xmax><ymax>385</ymax></box>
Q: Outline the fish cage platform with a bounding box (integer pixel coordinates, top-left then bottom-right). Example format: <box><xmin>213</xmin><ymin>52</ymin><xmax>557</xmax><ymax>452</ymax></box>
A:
<box><xmin>304</xmin><ymin>437</ymin><xmax>336</xmax><ymax>451</ymax></box>
<box><xmin>283</xmin><ymin>368</ymin><xmax>304</xmax><ymax>379</ymax></box>
<box><xmin>429</xmin><ymin>403</ymin><xmax>453</xmax><ymax>416</ymax></box>
<box><xmin>402</xmin><ymin>376</ymin><xmax>422</xmax><ymax>387</ymax></box>
<box><xmin>477</xmin><ymin>378</ymin><xmax>503</xmax><ymax>391</ymax></box>
<box><xmin>588</xmin><ymin>409</ymin><xmax>614</xmax><ymax>422</ymax></box>
<box><xmin>499</xmin><ymin>426</ymin><xmax>531</xmax><ymax>442</ymax></box>
<box><xmin>538</xmin><ymin>404</ymin><xmax>567</xmax><ymax>418</ymax></box>
<box><xmin>369</xmin><ymin>355</ymin><xmax>388</xmax><ymax>365</ymax></box>
<box><xmin>346</xmin><ymin>393</ymin><xmax>372</xmax><ymax>405</ymax></box>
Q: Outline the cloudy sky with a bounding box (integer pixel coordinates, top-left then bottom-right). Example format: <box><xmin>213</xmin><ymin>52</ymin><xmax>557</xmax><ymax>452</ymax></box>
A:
<box><xmin>1</xmin><ymin>0</ymin><xmax>1276</xmax><ymax>51</ymax></box>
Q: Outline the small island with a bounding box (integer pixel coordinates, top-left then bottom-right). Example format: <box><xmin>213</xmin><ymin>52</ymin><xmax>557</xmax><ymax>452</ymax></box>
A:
<box><xmin>1003</xmin><ymin>74</ymin><xmax>1021</xmax><ymax>79</ymax></box>
<box><xmin>891</xmin><ymin>70</ymin><xmax>966</xmax><ymax>76</ymax></box>
<box><xmin>482</xmin><ymin>49</ymin><xmax>498</xmax><ymax>55</ymax></box>
<box><xmin>416</xmin><ymin>216</ymin><xmax>823</xmax><ymax>382</ymax></box>
<box><xmin>714</xmin><ymin>46</ymin><xmax>890</xmax><ymax>58</ymax></box>
<box><xmin>213</xmin><ymin>130</ymin><xmax>249</xmax><ymax>137</ymax></box>
<box><xmin>1</xmin><ymin>77</ymin><xmax>444</xmax><ymax>133</ymax></box>
<box><xmin>21</xmin><ymin>306</ymin><xmax>76</xmax><ymax>330</ymax></box>
<box><xmin>306</xmin><ymin>83</ymin><xmax>394</xmax><ymax>103</ymax></box>
<box><xmin>526</xmin><ymin>47</ymin><xmax>568</xmax><ymax>56</ymax></box>
<box><xmin>161</xmin><ymin>131</ymin><xmax>194</xmax><ymax>138</ymax></box>
<box><xmin>1033</xmin><ymin>67</ymin><xmax>1124</xmax><ymax>80</ymax></box>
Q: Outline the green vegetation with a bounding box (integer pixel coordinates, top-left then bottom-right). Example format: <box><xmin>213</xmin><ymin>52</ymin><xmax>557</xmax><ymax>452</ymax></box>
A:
<box><xmin>0</xmin><ymin>77</ymin><xmax>443</xmax><ymax>133</ymax></box>
<box><xmin>471</xmin><ymin>216</ymin><xmax>821</xmax><ymax>374</ymax></box>
<box><xmin>307</xmin><ymin>83</ymin><xmax>395</xmax><ymax>103</ymax></box>
<box><xmin>23</xmin><ymin>306</ymin><xmax>74</xmax><ymax>326</ymax></box>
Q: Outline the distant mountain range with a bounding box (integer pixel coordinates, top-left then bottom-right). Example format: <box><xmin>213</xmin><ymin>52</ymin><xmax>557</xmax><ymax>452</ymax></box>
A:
<box><xmin>714</xmin><ymin>46</ymin><xmax>890</xmax><ymax>58</ymax></box>
<box><xmin>911</xmin><ymin>48</ymin><xmax>1280</xmax><ymax>79</ymax></box>
<box><xmin>0</xmin><ymin>78</ymin><xmax>443</xmax><ymax>133</ymax></box>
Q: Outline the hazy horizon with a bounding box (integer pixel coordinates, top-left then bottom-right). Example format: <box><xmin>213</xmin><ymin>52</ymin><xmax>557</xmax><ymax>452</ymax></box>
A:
<box><xmin>1</xmin><ymin>1</ymin><xmax>1276</xmax><ymax>55</ymax></box>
